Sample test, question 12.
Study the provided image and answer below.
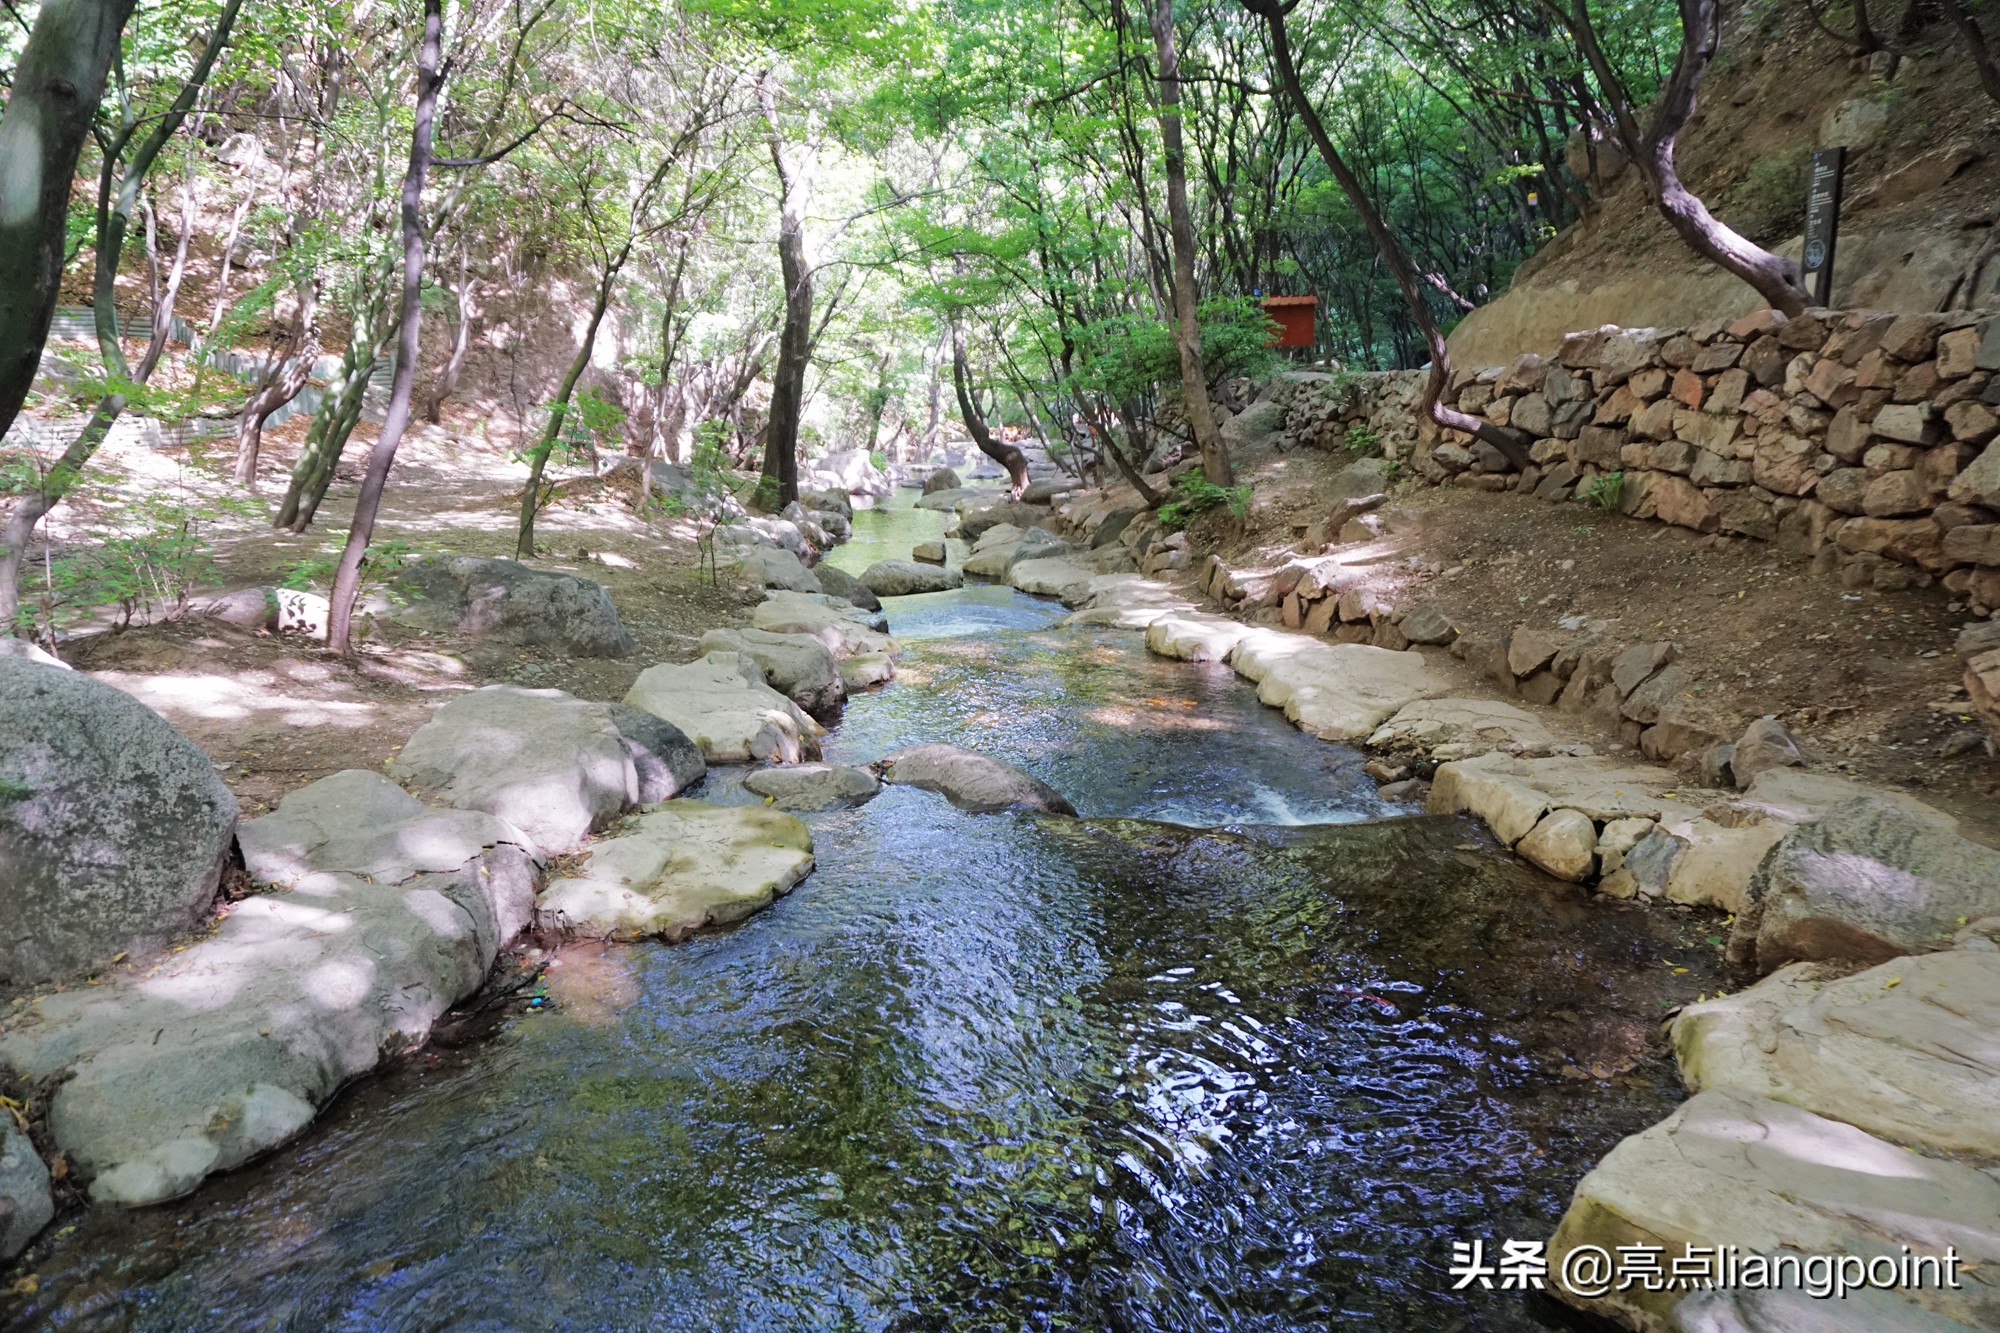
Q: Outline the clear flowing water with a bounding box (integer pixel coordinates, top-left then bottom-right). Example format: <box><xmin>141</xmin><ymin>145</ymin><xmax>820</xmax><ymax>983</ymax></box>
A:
<box><xmin>10</xmin><ymin>496</ymin><xmax>1722</xmax><ymax>1332</ymax></box>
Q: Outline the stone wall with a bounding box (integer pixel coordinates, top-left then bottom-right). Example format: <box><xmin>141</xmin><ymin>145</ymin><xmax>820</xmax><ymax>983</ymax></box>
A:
<box><xmin>1283</xmin><ymin>308</ymin><xmax>2000</xmax><ymax>615</ymax></box>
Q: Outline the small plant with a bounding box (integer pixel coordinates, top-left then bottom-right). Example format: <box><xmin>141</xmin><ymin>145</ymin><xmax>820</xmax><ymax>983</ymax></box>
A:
<box><xmin>1157</xmin><ymin>468</ymin><xmax>1253</xmax><ymax>531</ymax></box>
<box><xmin>1579</xmin><ymin>471</ymin><xmax>1626</xmax><ymax>511</ymax></box>
<box><xmin>1343</xmin><ymin>423</ymin><xmax>1381</xmax><ymax>455</ymax></box>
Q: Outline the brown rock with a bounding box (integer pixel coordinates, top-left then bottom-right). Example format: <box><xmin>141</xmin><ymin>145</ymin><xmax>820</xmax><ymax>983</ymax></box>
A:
<box><xmin>1816</xmin><ymin>468</ymin><xmax>1871</xmax><ymax>514</ymax></box>
<box><xmin>1823</xmin><ymin>406</ymin><xmax>1872</xmax><ymax>462</ymax></box>
<box><xmin>1693</xmin><ymin>342</ymin><xmax>1743</xmax><ymax>373</ymax></box>
<box><xmin>1894</xmin><ymin>360</ymin><xmax>1942</xmax><ymax>402</ymax></box>
<box><xmin>1751</xmin><ymin>433</ymin><xmax>1820</xmax><ymax>495</ymax></box>
<box><xmin>1628</xmin><ymin>367</ymin><xmax>1669</xmax><ymax>399</ymax></box>
<box><xmin>1630</xmin><ymin>398</ymin><xmax>1679</xmax><ymax>440</ymax></box>
<box><xmin>1594</xmin><ymin>385</ymin><xmax>1642</xmax><ymax>426</ymax></box>
<box><xmin>1674</xmin><ymin>409</ymin><xmax>1739</xmax><ymax>455</ymax></box>
<box><xmin>1507</xmin><ymin>626</ymin><xmax>1567</xmax><ymax>678</ymax></box>
<box><xmin>1496</xmin><ymin>353</ymin><xmax>1549</xmax><ymax>396</ymax></box>
<box><xmin>1651</xmin><ymin>475</ymin><xmax>1721</xmax><ymax>532</ymax></box>
<box><xmin>1612</xmin><ymin>641</ymin><xmax>1678</xmax><ymax>696</ymax></box>
<box><xmin>1671</xmin><ymin>369</ymin><xmax>1705</xmax><ymax>408</ymax></box>
<box><xmin>1836</xmin><ymin>516</ymin><xmax>1945</xmax><ymax>567</ymax></box>
<box><xmin>1938</xmin><ymin>326</ymin><xmax>1981</xmax><ymax>380</ymax></box>
<box><xmin>1776</xmin><ymin>310</ymin><xmax>1831</xmax><ymax>350</ymax></box>
<box><xmin>1714</xmin><ymin>490</ymin><xmax>1777</xmax><ymax>540</ymax></box>
<box><xmin>1743</xmin><ymin>335</ymin><xmax>1789</xmax><ymax>386</ymax></box>
<box><xmin>1946</xmin><ymin>401</ymin><xmax>1999</xmax><ymax>444</ymax></box>
<box><xmin>1726</xmin><ymin>309</ymin><xmax>1788</xmax><ymax>341</ymax></box>
<box><xmin>1690</xmin><ymin>451</ymin><xmax>1753</xmax><ymax>487</ymax></box>
<box><xmin>1879</xmin><ymin>312</ymin><xmax>1946</xmax><ymax>362</ymax></box>
<box><xmin>1943</xmin><ymin>525</ymin><xmax>2000</xmax><ymax>566</ymax></box>
<box><xmin>1862</xmin><ymin>470</ymin><xmax>1933</xmax><ymax>517</ymax></box>
<box><xmin>1863</xmin><ymin>441</ymin><xmax>1919</xmax><ymax>473</ymax></box>
<box><xmin>1948</xmin><ymin>442</ymin><xmax>2000</xmax><ymax>509</ymax></box>
<box><xmin>1705</xmin><ymin>368</ymin><xmax>1750</xmax><ymax>416</ymax></box>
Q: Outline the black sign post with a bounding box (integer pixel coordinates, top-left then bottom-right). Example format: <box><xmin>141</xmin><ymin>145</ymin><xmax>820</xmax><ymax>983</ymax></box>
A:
<box><xmin>1801</xmin><ymin>148</ymin><xmax>1846</xmax><ymax>307</ymax></box>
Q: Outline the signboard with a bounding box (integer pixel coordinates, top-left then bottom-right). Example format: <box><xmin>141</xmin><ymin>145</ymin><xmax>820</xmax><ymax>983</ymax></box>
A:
<box><xmin>1801</xmin><ymin>148</ymin><xmax>1846</xmax><ymax>307</ymax></box>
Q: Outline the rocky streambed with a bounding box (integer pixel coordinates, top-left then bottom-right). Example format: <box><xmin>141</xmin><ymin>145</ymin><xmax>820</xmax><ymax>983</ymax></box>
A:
<box><xmin>3</xmin><ymin>496</ymin><xmax>1732</xmax><ymax>1331</ymax></box>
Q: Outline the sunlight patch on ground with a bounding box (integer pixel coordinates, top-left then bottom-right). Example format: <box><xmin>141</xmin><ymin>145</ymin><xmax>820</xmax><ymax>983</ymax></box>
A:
<box><xmin>97</xmin><ymin>670</ymin><xmax>382</xmax><ymax>727</ymax></box>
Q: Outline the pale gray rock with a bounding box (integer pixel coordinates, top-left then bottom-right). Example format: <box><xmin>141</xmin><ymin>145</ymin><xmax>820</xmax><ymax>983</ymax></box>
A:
<box><xmin>752</xmin><ymin>592</ymin><xmax>900</xmax><ymax>657</ymax></box>
<box><xmin>606</xmin><ymin>704</ymin><xmax>706</xmax><ymax>803</ymax></box>
<box><xmin>877</xmin><ymin>744</ymin><xmax>1076</xmax><ymax>815</ymax></box>
<box><xmin>1731</xmin><ymin>716</ymin><xmax>1804</xmax><ymax>787</ymax></box>
<box><xmin>1743</xmin><ymin>796</ymin><xmax>2000</xmax><ymax>969</ymax></box>
<box><xmin>537</xmin><ymin>801</ymin><xmax>813</xmax><ymax>939</ymax></box>
<box><xmin>0</xmin><ymin>658</ymin><xmax>239</xmax><ymax>985</ymax></box>
<box><xmin>391</xmin><ymin>555</ymin><xmax>636</xmax><ymax>657</ymax></box>
<box><xmin>812</xmin><ymin>562</ymin><xmax>882</xmax><ymax>612</ymax></box>
<box><xmin>0</xmin><ymin>1124</ymin><xmax>52</xmax><ymax>1260</ymax></box>
<box><xmin>861</xmin><ymin>559</ymin><xmax>964</xmax><ymax>596</ymax></box>
<box><xmin>390</xmin><ymin>686</ymin><xmax>648</xmax><ymax>856</ymax></box>
<box><xmin>922</xmin><ymin>466</ymin><xmax>962</xmax><ymax>494</ymax></box>
<box><xmin>730</xmin><ymin>544</ymin><xmax>823</xmax><ymax>594</ymax></box>
<box><xmin>623</xmin><ymin>654</ymin><xmax>823</xmax><ymax>764</ymax></box>
<box><xmin>0</xmin><ymin>771</ymin><xmax>535</xmax><ymax>1206</ymax></box>
<box><xmin>1516</xmin><ymin>808</ymin><xmax>1598</xmax><ymax>881</ymax></box>
<box><xmin>1396</xmin><ymin>603</ymin><xmax>1457</xmax><ymax>645</ymax></box>
<box><xmin>744</xmin><ymin>762</ymin><xmax>881</xmax><ymax>810</ymax></box>
<box><xmin>699</xmin><ymin>627</ymin><xmax>846</xmax><ymax>718</ymax></box>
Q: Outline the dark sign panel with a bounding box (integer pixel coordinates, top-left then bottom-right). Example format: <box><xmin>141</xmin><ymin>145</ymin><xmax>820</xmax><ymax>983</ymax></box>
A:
<box><xmin>1802</xmin><ymin>148</ymin><xmax>1846</xmax><ymax>307</ymax></box>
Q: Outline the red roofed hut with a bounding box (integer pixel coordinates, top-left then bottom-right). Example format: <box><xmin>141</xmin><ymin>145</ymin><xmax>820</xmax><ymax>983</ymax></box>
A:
<box><xmin>1261</xmin><ymin>295</ymin><xmax>1317</xmax><ymax>349</ymax></box>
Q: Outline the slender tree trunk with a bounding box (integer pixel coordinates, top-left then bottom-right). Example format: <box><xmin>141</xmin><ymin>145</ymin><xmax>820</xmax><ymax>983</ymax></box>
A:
<box><xmin>1942</xmin><ymin>0</ymin><xmax>2000</xmax><ymax>107</ymax></box>
<box><xmin>1250</xmin><ymin>0</ymin><xmax>1530</xmax><ymax>469</ymax></box>
<box><xmin>1147</xmin><ymin>0</ymin><xmax>1232</xmax><ymax>486</ymax></box>
<box><xmin>759</xmin><ymin>68</ymin><xmax>810</xmax><ymax>510</ymax></box>
<box><xmin>234</xmin><ymin>281</ymin><xmax>320</xmax><ymax>486</ymax></box>
<box><xmin>0</xmin><ymin>0</ymin><xmax>140</xmax><ymax>442</ymax></box>
<box><xmin>135</xmin><ymin>176</ymin><xmax>198</xmax><ymax>382</ymax></box>
<box><xmin>517</xmin><ymin>267</ymin><xmax>618</xmax><ymax>558</ymax></box>
<box><xmin>275</xmin><ymin>323</ymin><xmax>388</xmax><ymax>531</ymax></box>
<box><xmin>326</xmin><ymin>0</ymin><xmax>444</xmax><ymax>656</ymax></box>
<box><xmin>420</xmin><ymin>233</ymin><xmax>476</xmax><ymax>423</ymax></box>
<box><xmin>950</xmin><ymin>319</ymin><xmax>1030</xmax><ymax>497</ymax></box>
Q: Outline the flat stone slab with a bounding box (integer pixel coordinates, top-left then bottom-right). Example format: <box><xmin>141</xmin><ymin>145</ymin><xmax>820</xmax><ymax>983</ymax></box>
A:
<box><xmin>537</xmin><ymin>801</ymin><xmax>813</xmax><ymax>940</ymax></box>
<box><xmin>861</xmin><ymin>559</ymin><xmax>963</xmax><ymax>596</ymax></box>
<box><xmin>1145</xmin><ymin>611</ymin><xmax>1253</xmax><ymax>662</ymax></box>
<box><xmin>1429</xmin><ymin>751</ymin><xmax>1703</xmax><ymax>846</ymax></box>
<box><xmin>1547</xmin><ymin>1089</ymin><xmax>2000</xmax><ymax>1332</ymax></box>
<box><xmin>623</xmin><ymin>653</ymin><xmax>823</xmax><ymax>764</ymax></box>
<box><xmin>1246</xmin><ymin>642</ymin><xmax>1446</xmax><ymax>741</ymax></box>
<box><xmin>744</xmin><ymin>763</ymin><xmax>881</xmax><ymax>810</ymax></box>
<box><xmin>1367</xmin><ymin>696</ymin><xmax>1562</xmax><ymax>759</ymax></box>
<box><xmin>1060</xmin><ymin>575</ymin><xmax>1194</xmax><ymax>630</ymax></box>
<box><xmin>1675</xmin><ymin>943</ymin><xmax>2000</xmax><ymax>1163</ymax></box>
<box><xmin>0</xmin><ymin>771</ymin><xmax>536</xmax><ymax>1206</ymax></box>
<box><xmin>751</xmin><ymin>591</ymin><xmax>900</xmax><ymax>660</ymax></box>
<box><xmin>1008</xmin><ymin>557</ymin><xmax>1096</xmax><ymax>603</ymax></box>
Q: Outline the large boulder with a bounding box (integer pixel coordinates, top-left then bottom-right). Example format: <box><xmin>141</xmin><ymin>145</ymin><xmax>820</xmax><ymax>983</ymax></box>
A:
<box><xmin>389</xmin><ymin>686</ymin><xmax>699</xmax><ymax>857</ymax></box>
<box><xmin>914</xmin><ymin>485</ymin><xmax>987</xmax><ymax>512</ymax></box>
<box><xmin>1675</xmin><ymin>942</ymin><xmax>2000</xmax><ymax>1162</ymax></box>
<box><xmin>391</xmin><ymin>556</ymin><xmax>636</xmax><ymax>657</ymax></box>
<box><xmin>537</xmin><ymin>801</ymin><xmax>813</xmax><ymax>938</ymax></box>
<box><xmin>1146</xmin><ymin>610</ymin><xmax>1255</xmax><ymax>662</ymax></box>
<box><xmin>607</xmin><ymin>704</ymin><xmax>708</xmax><ymax>803</ymax></box>
<box><xmin>956</xmin><ymin>497</ymin><xmax>1043</xmax><ymax>539</ymax></box>
<box><xmin>812</xmin><ymin>562</ymin><xmax>882</xmax><ymax>612</ymax></box>
<box><xmin>817</xmin><ymin>448</ymin><xmax>892</xmax><ymax>497</ymax></box>
<box><xmin>0</xmin><ymin>658</ymin><xmax>239</xmax><ymax>985</ymax></box>
<box><xmin>922</xmin><ymin>466</ymin><xmax>962</xmax><ymax>494</ymax></box>
<box><xmin>876</xmin><ymin>743</ymin><xmax>1076</xmax><ymax>815</ymax></box>
<box><xmin>1220</xmin><ymin>398</ymin><xmax>1287</xmax><ymax>451</ymax></box>
<box><xmin>743</xmin><ymin>762</ymin><xmax>881</xmax><ymax>810</ymax></box>
<box><xmin>729</xmin><ymin>545</ymin><xmax>823</xmax><ymax>594</ymax></box>
<box><xmin>751</xmin><ymin>591</ymin><xmax>900</xmax><ymax>659</ymax></box>
<box><xmin>1739</xmin><ymin>796</ymin><xmax>2000</xmax><ymax>969</ymax></box>
<box><xmin>1548</xmin><ymin>1089</ymin><xmax>2000</xmax><ymax>1332</ymax></box>
<box><xmin>861</xmin><ymin>559</ymin><xmax>964</xmax><ymax>597</ymax></box>
<box><xmin>1008</xmin><ymin>557</ymin><xmax>1095</xmax><ymax>603</ymax></box>
<box><xmin>0</xmin><ymin>770</ymin><xmax>536</xmax><ymax>1206</ymax></box>
<box><xmin>623</xmin><ymin>652</ymin><xmax>823</xmax><ymax>764</ymax></box>
<box><xmin>0</xmin><ymin>1124</ymin><xmax>52</xmax><ymax>1260</ymax></box>
<box><xmin>697</xmin><ymin>627</ymin><xmax>846</xmax><ymax>718</ymax></box>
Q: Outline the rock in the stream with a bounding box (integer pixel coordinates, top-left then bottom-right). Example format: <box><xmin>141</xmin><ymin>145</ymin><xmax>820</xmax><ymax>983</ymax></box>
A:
<box><xmin>608</xmin><ymin>704</ymin><xmax>707</xmax><ymax>803</ymax></box>
<box><xmin>752</xmin><ymin>591</ymin><xmax>897</xmax><ymax>656</ymax></box>
<box><xmin>391</xmin><ymin>555</ymin><xmax>637</xmax><ymax>657</ymax></box>
<box><xmin>0</xmin><ymin>770</ymin><xmax>537</xmax><ymax>1206</ymax></box>
<box><xmin>1367</xmin><ymin>697</ymin><xmax>1559</xmax><ymax>759</ymax></box>
<box><xmin>1673</xmin><ymin>1285</ymin><xmax>1987</xmax><ymax>1333</ymax></box>
<box><xmin>813</xmin><ymin>562</ymin><xmax>883</xmax><ymax>613</ymax></box>
<box><xmin>744</xmin><ymin>763</ymin><xmax>881</xmax><ymax>810</ymax></box>
<box><xmin>876</xmin><ymin>744</ymin><xmax>1077</xmax><ymax>815</ymax></box>
<box><xmin>922</xmin><ymin>466</ymin><xmax>962</xmax><ymax>494</ymax></box>
<box><xmin>537</xmin><ymin>801</ymin><xmax>813</xmax><ymax>939</ymax></box>
<box><xmin>0</xmin><ymin>657</ymin><xmax>239</xmax><ymax>985</ymax></box>
<box><xmin>699</xmin><ymin>627</ymin><xmax>846</xmax><ymax>717</ymax></box>
<box><xmin>0</xmin><ymin>1124</ymin><xmax>52</xmax><ymax>1260</ymax></box>
<box><xmin>623</xmin><ymin>653</ymin><xmax>823</xmax><ymax>764</ymax></box>
<box><xmin>1515</xmin><ymin>808</ymin><xmax>1598</xmax><ymax>882</ymax></box>
<box><xmin>1740</xmin><ymin>796</ymin><xmax>2000</xmax><ymax>969</ymax></box>
<box><xmin>861</xmin><ymin>559</ymin><xmax>963</xmax><ymax>597</ymax></box>
<box><xmin>1675</xmin><ymin>941</ymin><xmax>2000</xmax><ymax>1162</ymax></box>
<box><xmin>390</xmin><ymin>686</ymin><xmax>684</xmax><ymax>856</ymax></box>
<box><xmin>1008</xmin><ymin>557</ymin><xmax>1095</xmax><ymax>603</ymax></box>
<box><xmin>1146</xmin><ymin>610</ymin><xmax>1254</xmax><ymax>662</ymax></box>
<box><xmin>1231</xmin><ymin>636</ymin><xmax>1447</xmax><ymax>741</ymax></box>
<box><xmin>730</xmin><ymin>545</ymin><xmax>823</xmax><ymax>594</ymax></box>
<box><xmin>1060</xmin><ymin>575</ymin><xmax>1195</xmax><ymax>630</ymax></box>
<box><xmin>1547</xmin><ymin>1089</ymin><xmax>2000</xmax><ymax>1332</ymax></box>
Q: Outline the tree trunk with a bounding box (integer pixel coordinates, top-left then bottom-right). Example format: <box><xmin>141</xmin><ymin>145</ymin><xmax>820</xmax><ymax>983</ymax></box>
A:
<box><xmin>274</xmin><ymin>328</ymin><xmax>386</xmax><ymax>532</ymax></box>
<box><xmin>1146</xmin><ymin>0</ymin><xmax>1232</xmax><ymax>486</ymax></box>
<box><xmin>517</xmin><ymin>266</ymin><xmax>619</xmax><ymax>558</ymax></box>
<box><xmin>1942</xmin><ymin>0</ymin><xmax>2000</xmax><ymax>107</ymax></box>
<box><xmin>0</xmin><ymin>0</ymin><xmax>139</xmax><ymax>443</ymax></box>
<box><xmin>420</xmin><ymin>234</ymin><xmax>476</xmax><ymax>423</ymax></box>
<box><xmin>1565</xmin><ymin>0</ymin><xmax>1811</xmax><ymax>314</ymax></box>
<box><xmin>234</xmin><ymin>281</ymin><xmax>320</xmax><ymax>486</ymax></box>
<box><xmin>326</xmin><ymin>0</ymin><xmax>443</xmax><ymax>656</ymax></box>
<box><xmin>950</xmin><ymin>320</ymin><xmax>1030</xmax><ymax>497</ymax></box>
<box><xmin>1250</xmin><ymin>0</ymin><xmax>1530</xmax><ymax>469</ymax></box>
<box><xmin>759</xmin><ymin>68</ymin><xmax>811</xmax><ymax>511</ymax></box>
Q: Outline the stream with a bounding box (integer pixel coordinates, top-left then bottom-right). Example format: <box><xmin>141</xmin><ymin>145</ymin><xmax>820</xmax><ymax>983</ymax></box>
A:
<box><xmin>13</xmin><ymin>494</ymin><xmax>1722</xmax><ymax>1331</ymax></box>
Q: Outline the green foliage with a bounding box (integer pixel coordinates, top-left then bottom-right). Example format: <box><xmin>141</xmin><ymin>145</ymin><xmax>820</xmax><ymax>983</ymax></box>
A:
<box><xmin>1579</xmin><ymin>471</ymin><xmax>1626</xmax><ymax>510</ymax></box>
<box><xmin>21</xmin><ymin>488</ymin><xmax>256</xmax><ymax>638</ymax></box>
<box><xmin>1157</xmin><ymin>469</ymin><xmax>1253</xmax><ymax>532</ymax></box>
<box><xmin>1722</xmin><ymin>148</ymin><xmax>1810</xmax><ymax>245</ymax></box>
<box><xmin>280</xmin><ymin>535</ymin><xmax>414</xmax><ymax>596</ymax></box>
<box><xmin>1343</xmin><ymin>423</ymin><xmax>1381</xmax><ymax>455</ymax></box>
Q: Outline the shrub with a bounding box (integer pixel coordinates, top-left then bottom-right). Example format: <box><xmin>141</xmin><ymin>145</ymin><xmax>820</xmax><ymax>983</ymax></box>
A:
<box><xmin>1157</xmin><ymin>468</ymin><xmax>1253</xmax><ymax>531</ymax></box>
<box><xmin>1579</xmin><ymin>470</ymin><xmax>1625</xmax><ymax>510</ymax></box>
